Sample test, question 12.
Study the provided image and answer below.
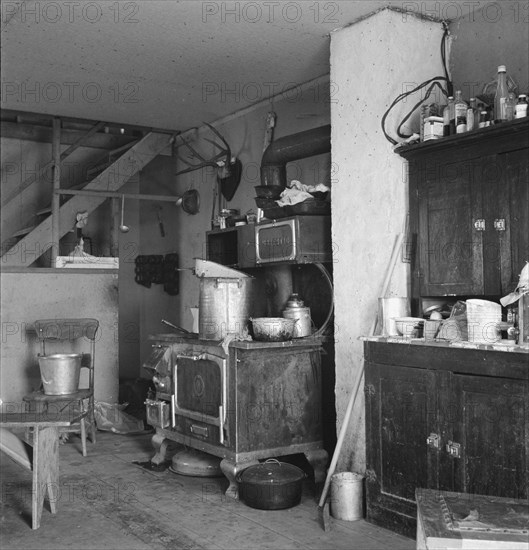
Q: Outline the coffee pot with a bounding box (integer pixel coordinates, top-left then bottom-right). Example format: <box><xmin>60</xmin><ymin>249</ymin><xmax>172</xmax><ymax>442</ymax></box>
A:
<box><xmin>282</xmin><ymin>294</ymin><xmax>312</xmax><ymax>338</ymax></box>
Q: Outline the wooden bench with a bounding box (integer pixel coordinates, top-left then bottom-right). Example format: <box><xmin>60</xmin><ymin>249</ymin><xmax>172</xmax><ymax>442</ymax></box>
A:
<box><xmin>0</xmin><ymin>411</ymin><xmax>81</xmax><ymax>529</ymax></box>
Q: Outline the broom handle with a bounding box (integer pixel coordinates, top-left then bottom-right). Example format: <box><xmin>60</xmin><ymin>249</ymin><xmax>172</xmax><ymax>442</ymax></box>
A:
<box><xmin>319</xmin><ymin>232</ymin><xmax>403</xmax><ymax>507</ymax></box>
<box><xmin>369</xmin><ymin>233</ymin><xmax>404</xmax><ymax>336</ymax></box>
<box><xmin>318</xmin><ymin>368</ymin><xmax>364</xmax><ymax>508</ymax></box>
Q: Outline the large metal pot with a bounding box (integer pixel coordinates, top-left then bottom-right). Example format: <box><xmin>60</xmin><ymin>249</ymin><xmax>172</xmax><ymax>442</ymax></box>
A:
<box><xmin>236</xmin><ymin>459</ymin><xmax>306</xmax><ymax>510</ymax></box>
<box><xmin>197</xmin><ymin>261</ymin><xmax>266</xmax><ymax>340</ymax></box>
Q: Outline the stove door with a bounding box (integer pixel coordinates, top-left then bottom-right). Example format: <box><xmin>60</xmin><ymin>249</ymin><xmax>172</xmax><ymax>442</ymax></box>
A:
<box><xmin>172</xmin><ymin>352</ymin><xmax>227</xmax><ymax>445</ymax></box>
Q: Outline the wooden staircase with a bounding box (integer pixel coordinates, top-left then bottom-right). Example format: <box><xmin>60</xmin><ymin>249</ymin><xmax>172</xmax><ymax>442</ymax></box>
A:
<box><xmin>2</xmin><ymin>128</ymin><xmax>175</xmax><ymax>267</ymax></box>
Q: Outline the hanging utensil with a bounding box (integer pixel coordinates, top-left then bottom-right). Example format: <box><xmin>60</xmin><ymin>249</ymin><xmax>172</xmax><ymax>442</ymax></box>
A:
<box><xmin>119</xmin><ymin>195</ymin><xmax>129</xmax><ymax>233</ymax></box>
<box><xmin>155</xmin><ymin>206</ymin><xmax>165</xmax><ymax>237</ymax></box>
<box><xmin>179</xmin><ymin>189</ymin><xmax>200</xmax><ymax>215</ymax></box>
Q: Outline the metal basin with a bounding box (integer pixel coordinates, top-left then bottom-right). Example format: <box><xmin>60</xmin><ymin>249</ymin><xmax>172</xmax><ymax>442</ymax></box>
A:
<box><xmin>250</xmin><ymin>317</ymin><xmax>296</xmax><ymax>342</ymax></box>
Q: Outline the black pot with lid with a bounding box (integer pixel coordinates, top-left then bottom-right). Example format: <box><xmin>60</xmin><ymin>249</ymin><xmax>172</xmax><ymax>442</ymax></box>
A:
<box><xmin>236</xmin><ymin>458</ymin><xmax>306</xmax><ymax>510</ymax></box>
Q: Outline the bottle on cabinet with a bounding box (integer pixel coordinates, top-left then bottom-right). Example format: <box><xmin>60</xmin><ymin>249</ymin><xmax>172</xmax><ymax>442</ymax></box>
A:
<box><xmin>454</xmin><ymin>91</ymin><xmax>468</xmax><ymax>133</ymax></box>
<box><xmin>443</xmin><ymin>96</ymin><xmax>455</xmax><ymax>136</ymax></box>
<box><xmin>494</xmin><ymin>65</ymin><xmax>510</xmax><ymax>122</ymax></box>
<box><xmin>466</xmin><ymin>97</ymin><xmax>479</xmax><ymax>131</ymax></box>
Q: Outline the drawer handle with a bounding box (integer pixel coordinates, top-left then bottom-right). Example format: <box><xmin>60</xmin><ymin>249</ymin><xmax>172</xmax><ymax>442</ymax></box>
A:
<box><xmin>426</xmin><ymin>433</ymin><xmax>440</xmax><ymax>449</ymax></box>
<box><xmin>190</xmin><ymin>424</ymin><xmax>208</xmax><ymax>438</ymax></box>
<box><xmin>446</xmin><ymin>440</ymin><xmax>461</xmax><ymax>458</ymax></box>
<box><xmin>473</xmin><ymin>219</ymin><xmax>486</xmax><ymax>231</ymax></box>
<box><xmin>494</xmin><ymin>218</ymin><xmax>506</xmax><ymax>231</ymax></box>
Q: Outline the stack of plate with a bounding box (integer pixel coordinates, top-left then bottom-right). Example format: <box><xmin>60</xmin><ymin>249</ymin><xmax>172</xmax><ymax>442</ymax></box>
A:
<box><xmin>466</xmin><ymin>299</ymin><xmax>501</xmax><ymax>344</ymax></box>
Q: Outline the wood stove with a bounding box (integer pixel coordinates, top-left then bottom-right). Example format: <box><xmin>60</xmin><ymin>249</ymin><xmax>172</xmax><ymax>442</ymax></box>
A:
<box><xmin>144</xmin><ymin>334</ymin><xmax>328</xmax><ymax>497</ymax></box>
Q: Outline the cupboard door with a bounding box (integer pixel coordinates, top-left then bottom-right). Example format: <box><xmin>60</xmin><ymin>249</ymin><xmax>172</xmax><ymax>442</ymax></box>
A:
<box><xmin>501</xmin><ymin>148</ymin><xmax>529</xmax><ymax>293</ymax></box>
<box><xmin>417</xmin><ymin>157</ymin><xmax>484</xmax><ymax>296</ymax></box>
<box><xmin>365</xmin><ymin>362</ymin><xmax>437</xmax><ymax>537</ymax></box>
<box><xmin>451</xmin><ymin>374</ymin><xmax>528</xmax><ymax>499</ymax></box>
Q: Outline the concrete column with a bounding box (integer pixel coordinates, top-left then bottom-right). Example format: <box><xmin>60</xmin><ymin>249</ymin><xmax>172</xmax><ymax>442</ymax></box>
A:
<box><xmin>330</xmin><ymin>9</ymin><xmax>446</xmax><ymax>473</ymax></box>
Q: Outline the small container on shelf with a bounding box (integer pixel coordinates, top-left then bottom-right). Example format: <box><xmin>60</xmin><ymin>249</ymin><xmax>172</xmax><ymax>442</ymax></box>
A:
<box><xmin>515</xmin><ymin>94</ymin><xmax>528</xmax><ymax>119</ymax></box>
<box><xmin>423</xmin><ymin>116</ymin><xmax>444</xmax><ymax>141</ymax></box>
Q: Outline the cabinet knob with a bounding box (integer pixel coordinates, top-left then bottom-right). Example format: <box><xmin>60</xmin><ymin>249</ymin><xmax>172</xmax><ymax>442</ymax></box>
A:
<box><xmin>473</xmin><ymin>219</ymin><xmax>486</xmax><ymax>231</ymax></box>
<box><xmin>446</xmin><ymin>440</ymin><xmax>461</xmax><ymax>458</ymax></box>
<box><xmin>494</xmin><ymin>218</ymin><xmax>506</xmax><ymax>231</ymax></box>
<box><xmin>426</xmin><ymin>433</ymin><xmax>440</xmax><ymax>449</ymax></box>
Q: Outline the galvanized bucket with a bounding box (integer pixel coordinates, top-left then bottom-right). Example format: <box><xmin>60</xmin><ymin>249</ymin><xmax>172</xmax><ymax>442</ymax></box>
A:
<box><xmin>330</xmin><ymin>472</ymin><xmax>364</xmax><ymax>521</ymax></box>
<box><xmin>38</xmin><ymin>353</ymin><xmax>82</xmax><ymax>395</ymax></box>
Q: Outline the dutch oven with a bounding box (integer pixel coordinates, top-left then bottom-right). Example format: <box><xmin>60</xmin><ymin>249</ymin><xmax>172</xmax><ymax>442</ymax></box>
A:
<box><xmin>236</xmin><ymin>459</ymin><xmax>306</xmax><ymax>510</ymax></box>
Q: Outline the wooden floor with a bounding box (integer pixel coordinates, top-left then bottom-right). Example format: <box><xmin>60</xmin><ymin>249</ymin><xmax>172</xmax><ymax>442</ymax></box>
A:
<box><xmin>1</xmin><ymin>430</ymin><xmax>415</xmax><ymax>550</ymax></box>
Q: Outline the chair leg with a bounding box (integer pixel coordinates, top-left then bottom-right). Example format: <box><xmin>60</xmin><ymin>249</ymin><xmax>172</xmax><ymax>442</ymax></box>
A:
<box><xmin>80</xmin><ymin>417</ymin><xmax>87</xmax><ymax>457</ymax></box>
<box><xmin>90</xmin><ymin>416</ymin><xmax>97</xmax><ymax>444</ymax></box>
<box><xmin>89</xmin><ymin>398</ymin><xmax>96</xmax><ymax>444</ymax></box>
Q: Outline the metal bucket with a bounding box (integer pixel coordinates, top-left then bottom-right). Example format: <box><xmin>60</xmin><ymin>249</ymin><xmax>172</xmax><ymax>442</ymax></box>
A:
<box><xmin>330</xmin><ymin>472</ymin><xmax>364</xmax><ymax>521</ymax></box>
<box><xmin>199</xmin><ymin>276</ymin><xmax>266</xmax><ymax>340</ymax></box>
<box><xmin>38</xmin><ymin>353</ymin><xmax>82</xmax><ymax>395</ymax></box>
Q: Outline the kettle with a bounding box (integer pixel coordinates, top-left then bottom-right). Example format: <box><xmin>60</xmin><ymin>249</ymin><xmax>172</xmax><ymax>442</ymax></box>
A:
<box><xmin>282</xmin><ymin>293</ymin><xmax>312</xmax><ymax>338</ymax></box>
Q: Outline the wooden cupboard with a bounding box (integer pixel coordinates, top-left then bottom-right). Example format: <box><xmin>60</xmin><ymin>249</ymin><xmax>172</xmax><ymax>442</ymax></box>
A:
<box><xmin>364</xmin><ymin>340</ymin><xmax>528</xmax><ymax>538</ymax></box>
<box><xmin>398</xmin><ymin>118</ymin><xmax>529</xmax><ymax>299</ymax></box>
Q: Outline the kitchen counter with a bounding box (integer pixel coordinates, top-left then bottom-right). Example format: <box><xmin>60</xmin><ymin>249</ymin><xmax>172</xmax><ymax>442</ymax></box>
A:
<box><xmin>363</xmin><ymin>337</ymin><xmax>528</xmax><ymax>379</ymax></box>
<box><xmin>361</xmin><ymin>335</ymin><xmax>529</xmax><ymax>354</ymax></box>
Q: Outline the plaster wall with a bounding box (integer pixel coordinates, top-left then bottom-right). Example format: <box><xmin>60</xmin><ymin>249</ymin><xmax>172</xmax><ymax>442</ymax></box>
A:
<box><xmin>0</xmin><ymin>270</ymin><xmax>119</xmax><ymax>405</ymax></box>
<box><xmin>449</xmin><ymin>0</ymin><xmax>529</xmax><ymax>98</ymax></box>
<box><xmin>330</xmin><ymin>10</ymin><xmax>446</xmax><ymax>473</ymax></box>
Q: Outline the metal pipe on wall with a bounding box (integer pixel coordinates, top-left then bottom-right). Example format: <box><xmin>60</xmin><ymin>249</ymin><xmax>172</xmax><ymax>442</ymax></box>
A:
<box><xmin>260</xmin><ymin>125</ymin><xmax>331</xmax><ymax>188</ymax></box>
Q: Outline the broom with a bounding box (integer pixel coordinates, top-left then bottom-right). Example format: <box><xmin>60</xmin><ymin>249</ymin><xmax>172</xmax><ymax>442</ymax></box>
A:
<box><xmin>317</xmin><ymin>233</ymin><xmax>403</xmax><ymax>530</ymax></box>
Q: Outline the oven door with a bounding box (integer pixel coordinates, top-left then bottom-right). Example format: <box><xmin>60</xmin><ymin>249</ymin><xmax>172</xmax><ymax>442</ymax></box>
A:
<box><xmin>172</xmin><ymin>352</ymin><xmax>227</xmax><ymax>445</ymax></box>
<box><xmin>255</xmin><ymin>219</ymin><xmax>296</xmax><ymax>263</ymax></box>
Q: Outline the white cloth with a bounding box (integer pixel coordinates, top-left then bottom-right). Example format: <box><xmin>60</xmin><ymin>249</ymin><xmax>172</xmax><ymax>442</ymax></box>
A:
<box><xmin>276</xmin><ymin>180</ymin><xmax>330</xmax><ymax>207</ymax></box>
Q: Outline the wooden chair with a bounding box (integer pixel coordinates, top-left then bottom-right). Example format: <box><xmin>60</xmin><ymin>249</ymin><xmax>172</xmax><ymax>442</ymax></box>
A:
<box><xmin>23</xmin><ymin>318</ymin><xmax>99</xmax><ymax>456</ymax></box>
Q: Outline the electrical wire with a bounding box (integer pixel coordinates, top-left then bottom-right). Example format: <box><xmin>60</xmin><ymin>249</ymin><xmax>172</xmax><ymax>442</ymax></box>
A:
<box><xmin>381</xmin><ymin>23</ymin><xmax>453</xmax><ymax>145</ymax></box>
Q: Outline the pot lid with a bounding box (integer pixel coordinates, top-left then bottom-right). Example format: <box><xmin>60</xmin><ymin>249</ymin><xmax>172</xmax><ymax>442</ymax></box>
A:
<box><xmin>286</xmin><ymin>293</ymin><xmax>304</xmax><ymax>308</ymax></box>
<box><xmin>194</xmin><ymin>259</ymin><xmax>252</xmax><ymax>279</ymax></box>
<box><xmin>239</xmin><ymin>459</ymin><xmax>305</xmax><ymax>484</ymax></box>
<box><xmin>170</xmin><ymin>449</ymin><xmax>222</xmax><ymax>478</ymax></box>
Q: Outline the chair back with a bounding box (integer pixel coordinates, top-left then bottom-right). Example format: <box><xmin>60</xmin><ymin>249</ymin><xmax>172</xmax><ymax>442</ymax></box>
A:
<box><xmin>34</xmin><ymin>319</ymin><xmax>99</xmax><ymax>343</ymax></box>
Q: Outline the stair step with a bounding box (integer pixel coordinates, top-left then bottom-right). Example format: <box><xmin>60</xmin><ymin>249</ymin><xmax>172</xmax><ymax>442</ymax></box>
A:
<box><xmin>35</xmin><ymin>206</ymin><xmax>51</xmax><ymax>217</ymax></box>
<box><xmin>109</xmin><ymin>140</ymin><xmax>139</xmax><ymax>156</ymax></box>
<box><xmin>12</xmin><ymin>226</ymin><xmax>36</xmax><ymax>238</ymax></box>
<box><xmin>85</xmin><ymin>162</ymin><xmax>110</xmax><ymax>179</ymax></box>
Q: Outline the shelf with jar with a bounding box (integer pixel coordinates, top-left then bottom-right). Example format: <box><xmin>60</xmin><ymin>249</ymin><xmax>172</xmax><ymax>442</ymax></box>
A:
<box><xmin>417</xmin><ymin>65</ymin><xmax>528</xmax><ymax>145</ymax></box>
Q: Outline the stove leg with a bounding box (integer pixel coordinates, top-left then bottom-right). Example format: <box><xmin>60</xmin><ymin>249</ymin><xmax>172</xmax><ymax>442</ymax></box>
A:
<box><xmin>304</xmin><ymin>448</ymin><xmax>328</xmax><ymax>496</ymax></box>
<box><xmin>220</xmin><ymin>457</ymin><xmax>259</xmax><ymax>499</ymax></box>
<box><xmin>150</xmin><ymin>432</ymin><xmax>170</xmax><ymax>467</ymax></box>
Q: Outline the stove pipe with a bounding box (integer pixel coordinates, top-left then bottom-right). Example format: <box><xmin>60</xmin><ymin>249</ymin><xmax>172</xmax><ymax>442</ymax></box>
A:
<box><xmin>260</xmin><ymin>124</ymin><xmax>331</xmax><ymax>188</ymax></box>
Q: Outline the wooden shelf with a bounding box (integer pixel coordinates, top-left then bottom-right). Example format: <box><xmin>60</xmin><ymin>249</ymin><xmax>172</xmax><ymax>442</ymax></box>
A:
<box><xmin>396</xmin><ymin>117</ymin><xmax>529</xmax><ymax>158</ymax></box>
